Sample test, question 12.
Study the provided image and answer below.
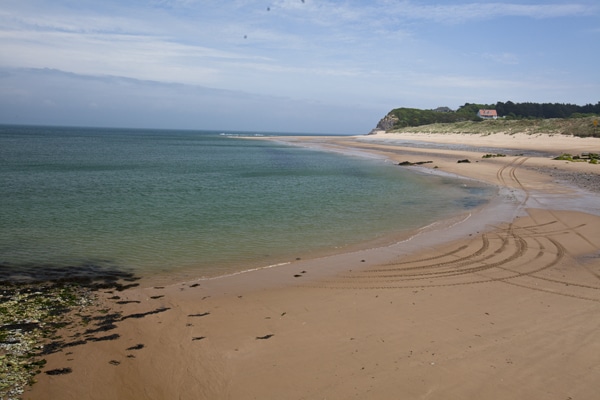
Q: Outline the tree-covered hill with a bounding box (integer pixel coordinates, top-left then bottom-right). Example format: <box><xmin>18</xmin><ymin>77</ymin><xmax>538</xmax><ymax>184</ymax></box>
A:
<box><xmin>376</xmin><ymin>101</ymin><xmax>600</xmax><ymax>133</ymax></box>
<box><xmin>495</xmin><ymin>101</ymin><xmax>600</xmax><ymax>119</ymax></box>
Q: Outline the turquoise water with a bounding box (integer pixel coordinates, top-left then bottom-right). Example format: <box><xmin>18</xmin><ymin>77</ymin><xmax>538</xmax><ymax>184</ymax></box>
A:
<box><xmin>0</xmin><ymin>125</ymin><xmax>492</xmax><ymax>281</ymax></box>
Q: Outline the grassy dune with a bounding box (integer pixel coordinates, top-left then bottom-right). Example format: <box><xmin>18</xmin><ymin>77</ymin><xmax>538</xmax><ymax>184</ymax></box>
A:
<box><xmin>387</xmin><ymin>117</ymin><xmax>599</xmax><ymax>138</ymax></box>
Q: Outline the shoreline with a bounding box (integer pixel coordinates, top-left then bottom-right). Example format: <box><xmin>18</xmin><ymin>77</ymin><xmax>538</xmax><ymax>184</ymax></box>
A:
<box><xmin>139</xmin><ymin>133</ymin><xmax>520</xmax><ymax>287</ymax></box>
<box><xmin>23</xmin><ymin>132</ymin><xmax>600</xmax><ymax>399</ymax></box>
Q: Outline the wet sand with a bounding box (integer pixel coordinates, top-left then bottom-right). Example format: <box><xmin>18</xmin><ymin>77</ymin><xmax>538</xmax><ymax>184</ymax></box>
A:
<box><xmin>26</xmin><ymin>132</ymin><xmax>600</xmax><ymax>400</ymax></box>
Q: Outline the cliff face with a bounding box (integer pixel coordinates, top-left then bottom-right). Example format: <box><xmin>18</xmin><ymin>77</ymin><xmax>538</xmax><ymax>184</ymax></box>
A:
<box><xmin>375</xmin><ymin>113</ymin><xmax>399</xmax><ymax>131</ymax></box>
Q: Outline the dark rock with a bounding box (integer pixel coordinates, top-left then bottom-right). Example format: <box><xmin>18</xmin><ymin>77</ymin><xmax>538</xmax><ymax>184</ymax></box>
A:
<box><xmin>121</xmin><ymin>307</ymin><xmax>170</xmax><ymax>320</ymax></box>
<box><xmin>256</xmin><ymin>334</ymin><xmax>274</xmax><ymax>340</ymax></box>
<box><xmin>45</xmin><ymin>367</ymin><xmax>72</xmax><ymax>375</ymax></box>
<box><xmin>188</xmin><ymin>312</ymin><xmax>210</xmax><ymax>317</ymax></box>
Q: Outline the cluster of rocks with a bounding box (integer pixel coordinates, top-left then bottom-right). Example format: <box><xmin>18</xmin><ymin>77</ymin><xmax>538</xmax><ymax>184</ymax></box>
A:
<box><xmin>530</xmin><ymin>167</ymin><xmax>600</xmax><ymax>193</ymax></box>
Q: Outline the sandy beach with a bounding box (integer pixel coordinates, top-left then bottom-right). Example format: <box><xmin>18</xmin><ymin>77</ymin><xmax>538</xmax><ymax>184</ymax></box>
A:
<box><xmin>25</xmin><ymin>132</ymin><xmax>600</xmax><ymax>400</ymax></box>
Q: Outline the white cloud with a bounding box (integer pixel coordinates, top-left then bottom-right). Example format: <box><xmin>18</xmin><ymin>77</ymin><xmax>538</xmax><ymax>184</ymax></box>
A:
<box><xmin>382</xmin><ymin>1</ymin><xmax>590</xmax><ymax>24</ymax></box>
<box><xmin>0</xmin><ymin>23</ymin><xmax>277</xmax><ymax>86</ymax></box>
<box><xmin>418</xmin><ymin>73</ymin><xmax>523</xmax><ymax>89</ymax></box>
<box><xmin>483</xmin><ymin>52</ymin><xmax>519</xmax><ymax>65</ymax></box>
<box><xmin>0</xmin><ymin>0</ymin><xmax>597</xmax><ymax>131</ymax></box>
<box><xmin>151</xmin><ymin>0</ymin><xmax>200</xmax><ymax>7</ymax></box>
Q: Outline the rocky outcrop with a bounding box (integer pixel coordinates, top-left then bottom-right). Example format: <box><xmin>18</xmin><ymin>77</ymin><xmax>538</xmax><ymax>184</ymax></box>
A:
<box><xmin>375</xmin><ymin>113</ymin><xmax>399</xmax><ymax>131</ymax></box>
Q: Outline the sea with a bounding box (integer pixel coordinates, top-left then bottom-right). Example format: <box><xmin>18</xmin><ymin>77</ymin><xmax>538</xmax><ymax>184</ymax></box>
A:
<box><xmin>0</xmin><ymin>125</ymin><xmax>493</xmax><ymax>283</ymax></box>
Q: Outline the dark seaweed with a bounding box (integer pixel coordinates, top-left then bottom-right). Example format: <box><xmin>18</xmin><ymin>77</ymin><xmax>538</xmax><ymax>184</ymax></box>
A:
<box><xmin>121</xmin><ymin>307</ymin><xmax>170</xmax><ymax>320</ymax></box>
<box><xmin>256</xmin><ymin>334</ymin><xmax>274</xmax><ymax>340</ymax></box>
<box><xmin>188</xmin><ymin>312</ymin><xmax>210</xmax><ymax>317</ymax></box>
<box><xmin>0</xmin><ymin>262</ymin><xmax>138</xmax><ymax>289</ymax></box>
<box><xmin>88</xmin><ymin>333</ymin><xmax>120</xmax><ymax>342</ymax></box>
<box><xmin>45</xmin><ymin>368</ymin><xmax>72</xmax><ymax>376</ymax></box>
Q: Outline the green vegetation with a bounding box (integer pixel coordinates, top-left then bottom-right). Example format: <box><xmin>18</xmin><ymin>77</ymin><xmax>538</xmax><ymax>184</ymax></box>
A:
<box><xmin>553</xmin><ymin>153</ymin><xmax>599</xmax><ymax>163</ymax></box>
<box><xmin>386</xmin><ymin>107</ymin><xmax>455</xmax><ymax>127</ymax></box>
<box><xmin>0</xmin><ymin>284</ymin><xmax>95</xmax><ymax>399</ymax></box>
<box><xmin>379</xmin><ymin>105</ymin><xmax>484</xmax><ymax>129</ymax></box>
<box><xmin>495</xmin><ymin>101</ymin><xmax>600</xmax><ymax>119</ymax></box>
<box><xmin>482</xmin><ymin>154</ymin><xmax>507</xmax><ymax>158</ymax></box>
<box><xmin>377</xmin><ymin>101</ymin><xmax>600</xmax><ymax>138</ymax></box>
<box><xmin>384</xmin><ymin>117</ymin><xmax>600</xmax><ymax>138</ymax></box>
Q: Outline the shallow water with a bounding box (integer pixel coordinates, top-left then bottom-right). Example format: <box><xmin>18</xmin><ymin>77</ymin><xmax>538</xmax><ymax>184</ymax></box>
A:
<box><xmin>0</xmin><ymin>125</ymin><xmax>494</xmax><ymax>281</ymax></box>
<box><xmin>357</xmin><ymin>136</ymin><xmax>552</xmax><ymax>157</ymax></box>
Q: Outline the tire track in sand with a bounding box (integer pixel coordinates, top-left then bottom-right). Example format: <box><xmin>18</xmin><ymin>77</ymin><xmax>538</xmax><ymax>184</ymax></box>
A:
<box><xmin>308</xmin><ymin>158</ymin><xmax>600</xmax><ymax>302</ymax></box>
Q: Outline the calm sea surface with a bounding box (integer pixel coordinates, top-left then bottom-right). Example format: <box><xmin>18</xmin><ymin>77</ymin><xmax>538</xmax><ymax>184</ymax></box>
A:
<box><xmin>0</xmin><ymin>125</ymin><xmax>493</xmax><ymax>281</ymax></box>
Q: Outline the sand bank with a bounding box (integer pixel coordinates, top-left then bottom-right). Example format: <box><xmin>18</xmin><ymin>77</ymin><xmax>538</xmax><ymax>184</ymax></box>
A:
<box><xmin>26</xmin><ymin>132</ymin><xmax>600</xmax><ymax>400</ymax></box>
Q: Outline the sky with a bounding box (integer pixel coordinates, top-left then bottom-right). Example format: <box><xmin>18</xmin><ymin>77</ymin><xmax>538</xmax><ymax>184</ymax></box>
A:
<box><xmin>1</xmin><ymin>0</ymin><xmax>599</xmax><ymax>134</ymax></box>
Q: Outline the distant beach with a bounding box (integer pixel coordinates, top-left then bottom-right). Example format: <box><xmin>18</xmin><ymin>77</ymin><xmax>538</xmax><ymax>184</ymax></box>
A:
<box><xmin>19</xmin><ymin>131</ymin><xmax>600</xmax><ymax>400</ymax></box>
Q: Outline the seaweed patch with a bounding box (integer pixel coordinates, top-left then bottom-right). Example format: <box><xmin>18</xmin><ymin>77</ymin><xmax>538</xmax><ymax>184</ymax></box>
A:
<box><xmin>45</xmin><ymin>367</ymin><xmax>72</xmax><ymax>376</ymax></box>
<box><xmin>188</xmin><ymin>312</ymin><xmax>210</xmax><ymax>318</ymax></box>
<box><xmin>256</xmin><ymin>334</ymin><xmax>275</xmax><ymax>340</ymax></box>
<box><xmin>0</xmin><ymin>261</ymin><xmax>142</xmax><ymax>399</ymax></box>
<box><xmin>121</xmin><ymin>307</ymin><xmax>170</xmax><ymax>321</ymax></box>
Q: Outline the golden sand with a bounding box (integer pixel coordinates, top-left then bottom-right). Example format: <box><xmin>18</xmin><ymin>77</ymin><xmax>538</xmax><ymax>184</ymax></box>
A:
<box><xmin>27</xmin><ymin>132</ymin><xmax>600</xmax><ymax>400</ymax></box>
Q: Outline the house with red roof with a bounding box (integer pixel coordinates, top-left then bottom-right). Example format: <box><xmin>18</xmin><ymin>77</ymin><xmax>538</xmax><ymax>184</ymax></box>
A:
<box><xmin>477</xmin><ymin>109</ymin><xmax>498</xmax><ymax>119</ymax></box>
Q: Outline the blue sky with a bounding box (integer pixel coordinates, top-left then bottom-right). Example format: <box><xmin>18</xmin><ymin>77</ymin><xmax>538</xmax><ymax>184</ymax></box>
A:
<box><xmin>1</xmin><ymin>0</ymin><xmax>599</xmax><ymax>134</ymax></box>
